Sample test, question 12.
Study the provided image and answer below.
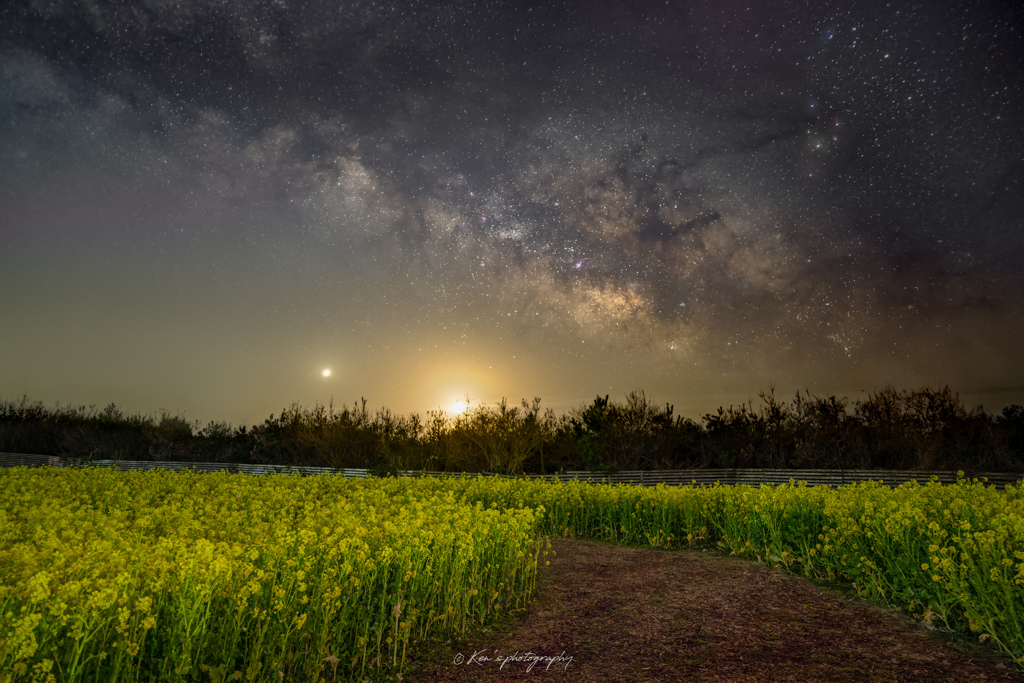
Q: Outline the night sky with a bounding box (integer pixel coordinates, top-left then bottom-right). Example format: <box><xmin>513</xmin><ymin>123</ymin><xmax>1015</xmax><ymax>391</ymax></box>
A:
<box><xmin>2</xmin><ymin>0</ymin><xmax>1023</xmax><ymax>427</ymax></box>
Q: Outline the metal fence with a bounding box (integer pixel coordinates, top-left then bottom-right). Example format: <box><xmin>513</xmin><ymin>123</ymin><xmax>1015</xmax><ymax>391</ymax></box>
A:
<box><xmin>0</xmin><ymin>453</ymin><xmax>369</xmax><ymax>478</ymax></box>
<box><xmin>3</xmin><ymin>452</ymin><xmax>1020</xmax><ymax>489</ymax></box>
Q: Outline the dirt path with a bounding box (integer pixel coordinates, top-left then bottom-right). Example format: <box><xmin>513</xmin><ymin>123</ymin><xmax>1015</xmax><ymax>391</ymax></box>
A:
<box><xmin>409</xmin><ymin>537</ymin><xmax>1021</xmax><ymax>682</ymax></box>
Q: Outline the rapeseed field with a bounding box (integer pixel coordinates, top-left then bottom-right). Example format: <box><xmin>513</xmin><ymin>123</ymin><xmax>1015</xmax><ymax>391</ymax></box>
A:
<box><xmin>1</xmin><ymin>468</ymin><xmax>1021</xmax><ymax>680</ymax></box>
<box><xmin>0</xmin><ymin>469</ymin><xmax>544</xmax><ymax>682</ymax></box>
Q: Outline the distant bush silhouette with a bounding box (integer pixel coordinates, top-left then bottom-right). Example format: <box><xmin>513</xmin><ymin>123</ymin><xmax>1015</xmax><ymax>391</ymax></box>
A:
<box><xmin>1</xmin><ymin>386</ymin><xmax>1021</xmax><ymax>473</ymax></box>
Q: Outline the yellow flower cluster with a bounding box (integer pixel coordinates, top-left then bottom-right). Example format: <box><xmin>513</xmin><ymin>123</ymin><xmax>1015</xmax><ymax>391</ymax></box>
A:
<box><xmin>0</xmin><ymin>468</ymin><xmax>543</xmax><ymax>682</ymax></box>
<box><xmin>3</xmin><ymin>467</ymin><xmax>1021</xmax><ymax>677</ymax></box>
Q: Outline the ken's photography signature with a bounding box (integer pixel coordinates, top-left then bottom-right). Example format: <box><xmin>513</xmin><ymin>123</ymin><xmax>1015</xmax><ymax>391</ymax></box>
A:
<box><xmin>453</xmin><ymin>648</ymin><xmax>573</xmax><ymax>672</ymax></box>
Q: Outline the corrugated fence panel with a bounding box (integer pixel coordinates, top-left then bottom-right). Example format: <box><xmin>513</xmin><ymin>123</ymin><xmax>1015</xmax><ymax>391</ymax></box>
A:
<box><xmin>1</xmin><ymin>453</ymin><xmax>1020</xmax><ymax>488</ymax></box>
<box><xmin>0</xmin><ymin>453</ymin><xmax>61</xmax><ymax>468</ymax></box>
<box><xmin>0</xmin><ymin>454</ymin><xmax>370</xmax><ymax>478</ymax></box>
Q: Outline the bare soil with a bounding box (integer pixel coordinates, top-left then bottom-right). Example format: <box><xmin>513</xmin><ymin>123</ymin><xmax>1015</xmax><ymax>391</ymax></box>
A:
<box><xmin>408</xmin><ymin>537</ymin><xmax>1021</xmax><ymax>682</ymax></box>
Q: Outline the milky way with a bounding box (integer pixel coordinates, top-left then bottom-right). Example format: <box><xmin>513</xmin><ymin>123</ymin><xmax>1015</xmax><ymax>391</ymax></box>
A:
<box><xmin>2</xmin><ymin>0</ymin><xmax>1022</xmax><ymax>423</ymax></box>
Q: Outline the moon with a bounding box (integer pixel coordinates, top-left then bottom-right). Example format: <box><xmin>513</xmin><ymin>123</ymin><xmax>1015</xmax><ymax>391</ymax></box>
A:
<box><xmin>448</xmin><ymin>398</ymin><xmax>471</xmax><ymax>414</ymax></box>
<box><xmin>322</xmin><ymin>369</ymin><xmax>331</xmax><ymax>377</ymax></box>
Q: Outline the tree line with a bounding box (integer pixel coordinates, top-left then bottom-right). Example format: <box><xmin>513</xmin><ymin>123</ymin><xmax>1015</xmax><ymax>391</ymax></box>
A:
<box><xmin>1</xmin><ymin>386</ymin><xmax>1022</xmax><ymax>474</ymax></box>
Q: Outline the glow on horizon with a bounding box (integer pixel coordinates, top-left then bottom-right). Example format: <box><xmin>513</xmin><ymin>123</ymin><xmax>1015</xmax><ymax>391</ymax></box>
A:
<box><xmin>447</xmin><ymin>398</ymin><xmax>472</xmax><ymax>415</ymax></box>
